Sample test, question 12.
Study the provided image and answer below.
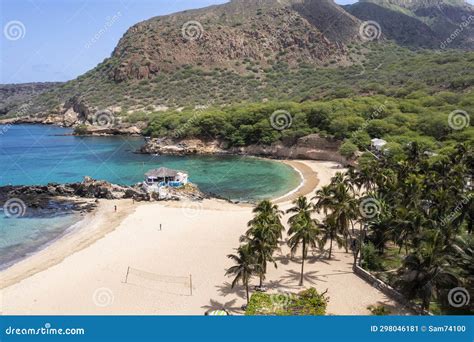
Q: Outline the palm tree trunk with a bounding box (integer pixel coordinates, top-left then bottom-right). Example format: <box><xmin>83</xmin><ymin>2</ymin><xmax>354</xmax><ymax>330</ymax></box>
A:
<box><xmin>300</xmin><ymin>241</ymin><xmax>306</xmax><ymax>286</ymax></box>
<box><xmin>329</xmin><ymin>236</ymin><xmax>333</xmax><ymax>259</ymax></box>
<box><xmin>245</xmin><ymin>281</ymin><xmax>250</xmax><ymax>305</ymax></box>
<box><xmin>259</xmin><ymin>255</ymin><xmax>265</xmax><ymax>287</ymax></box>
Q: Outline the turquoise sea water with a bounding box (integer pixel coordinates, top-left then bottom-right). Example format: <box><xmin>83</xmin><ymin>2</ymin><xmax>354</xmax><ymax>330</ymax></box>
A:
<box><xmin>0</xmin><ymin>214</ymin><xmax>82</xmax><ymax>270</ymax></box>
<box><xmin>0</xmin><ymin>124</ymin><xmax>300</xmax><ymax>268</ymax></box>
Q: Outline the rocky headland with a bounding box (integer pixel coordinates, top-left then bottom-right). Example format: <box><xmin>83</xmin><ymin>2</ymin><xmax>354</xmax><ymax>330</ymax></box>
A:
<box><xmin>0</xmin><ymin>96</ymin><xmax>145</xmax><ymax>136</ymax></box>
<box><xmin>0</xmin><ymin>176</ymin><xmax>207</xmax><ymax>217</ymax></box>
<box><xmin>138</xmin><ymin>133</ymin><xmax>348</xmax><ymax>164</ymax></box>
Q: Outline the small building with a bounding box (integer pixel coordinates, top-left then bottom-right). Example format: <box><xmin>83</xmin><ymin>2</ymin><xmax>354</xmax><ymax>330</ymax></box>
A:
<box><xmin>371</xmin><ymin>138</ymin><xmax>387</xmax><ymax>152</ymax></box>
<box><xmin>144</xmin><ymin>167</ymin><xmax>188</xmax><ymax>190</ymax></box>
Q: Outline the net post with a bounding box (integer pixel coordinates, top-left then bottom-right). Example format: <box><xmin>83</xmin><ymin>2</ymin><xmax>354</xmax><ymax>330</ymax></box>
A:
<box><xmin>124</xmin><ymin>266</ymin><xmax>130</xmax><ymax>284</ymax></box>
<box><xmin>190</xmin><ymin>274</ymin><xmax>193</xmax><ymax>296</ymax></box>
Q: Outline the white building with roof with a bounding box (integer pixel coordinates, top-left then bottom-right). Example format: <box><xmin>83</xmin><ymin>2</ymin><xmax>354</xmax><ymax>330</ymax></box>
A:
<box><xmin>143</xmin><ymin>167</ymin><xmax>189</xmax><ymax>193</ymax></box>
<box><xmin>371</xmin><ymin>138</ymin><xmax>388</xmax><ymax>152</ymax></box>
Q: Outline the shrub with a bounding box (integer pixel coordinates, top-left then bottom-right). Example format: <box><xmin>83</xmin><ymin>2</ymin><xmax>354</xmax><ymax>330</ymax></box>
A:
<box><xmin>245</xmin><ymin>292</ymin><xmax>276</xmax><ymax>316</ymax></box>
<box><xmin>361</xmin><ymin>243</ymin><xmax>384</xmax><ymax>271</ymax></box>
<box><xmin>291</xmin><ymin>288</ymin><xmax>328</xmax><ymax>315</ymax></box>
<box><xmin>73</xmin><ymin>124</ymin><xmax>89</xmax><ymax>135</ymax></box>
<box><xmin>245</xmin><ymin>288</ymin><xmax>328</xmax><ymax>316</ymax></box>
<box><xmin>367</xmin><ymin>304</ymin><xmax>391</xmax><ymax>316</ymax></box>
<box><xmin>339</xmin><ymin>141</ymin><xmax>359</xmax><ymax>159</ymax></box>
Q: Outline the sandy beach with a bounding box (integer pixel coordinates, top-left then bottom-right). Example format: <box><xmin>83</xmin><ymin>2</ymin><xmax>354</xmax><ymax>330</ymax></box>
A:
<box><xmin>0</xmin><ymin>160</ymin><xmax>404</xmax><ymax>315</ymax></box>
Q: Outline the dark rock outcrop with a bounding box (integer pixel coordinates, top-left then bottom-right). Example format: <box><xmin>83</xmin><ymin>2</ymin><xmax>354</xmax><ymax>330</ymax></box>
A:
<box><xmin>0</xmin><ymin>177</ymin><xmax>206</xmax><ymax>215</ymax></box>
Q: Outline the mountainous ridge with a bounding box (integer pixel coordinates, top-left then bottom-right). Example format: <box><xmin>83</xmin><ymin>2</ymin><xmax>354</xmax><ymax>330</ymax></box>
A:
<box><xmin>0</xmin><ymin>0</ymin><xmax>473</xmax><ymax>122</ymax></box>
<box><xmin>346</xmin><ymin>0</ymin><xmax>474</xmax><ymax>48</ymax></box>
<box><xmin>108</xmin><ymin>0</ymin><xmax>361</xmax><ymax>82</ymax></box>
<box><xmin>0</xmin><ymin>83</ymin><xmax>61</xmax><ymax>117</ymax></box>
<box><xmin>360</xmin><ymin>0</ymin><xmax>467</xmax><ymax>10</ymax></box>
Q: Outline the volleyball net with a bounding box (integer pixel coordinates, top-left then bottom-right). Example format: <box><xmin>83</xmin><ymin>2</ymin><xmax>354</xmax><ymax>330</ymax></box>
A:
<box><xmin>124</xmin><ymin>267</ymin><xmax>193</xmax><ymax>296</ymax></box>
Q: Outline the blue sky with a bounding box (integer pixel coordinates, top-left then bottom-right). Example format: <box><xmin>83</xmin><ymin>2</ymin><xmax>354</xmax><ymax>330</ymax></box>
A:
<box><xmin>0</xmin><ymin>0</ymin><xmax>467</xmax><ymax>84</ymax></box>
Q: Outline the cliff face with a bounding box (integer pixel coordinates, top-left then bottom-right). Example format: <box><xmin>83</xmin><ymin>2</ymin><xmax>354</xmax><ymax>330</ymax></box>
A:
<box><xmin>108</xmin><ymin>0</ymin><xmax>361</xmax><ymax>82</ymax></box>
<box><xmin>139</xmin><ymin>134</ymin><xmax>346</xmax><ymax>164</ymax></box>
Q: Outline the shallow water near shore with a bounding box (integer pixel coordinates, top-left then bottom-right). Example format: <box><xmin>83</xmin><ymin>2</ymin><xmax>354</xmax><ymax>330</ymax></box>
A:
<box><xmin>0</xmin><ymin>124</ymin><xmax>300</xmax><ymax>269</ymax></box>
<box><xmin>0</xmin><ymin>213</ymin><xmax>83</xmax><ymax>270</ymax></box>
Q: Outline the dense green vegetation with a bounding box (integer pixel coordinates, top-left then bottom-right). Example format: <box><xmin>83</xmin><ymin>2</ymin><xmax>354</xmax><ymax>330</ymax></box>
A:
<box><xmin>143</xmin><ymin>92</ymin><xmax>473</xmax><ymax>154</ymax></box>
<box><xmin>226</xmin><ymin>142</ymin><xmax>472</xmax><ymax>315</ymax></box>
<box><xmin>245</xmin><ymin>288</ymin><xmax>328</xmax><ymax>316</ymax></box>
<box><xmin>133</xmin><ymin>49</ymin><xmax>473</xmax><ymax>151</ymax></box>
<box><xmin>353</xmin><ymin>143</ymin><xmax>473</xmax><ymax>314</ymax></box>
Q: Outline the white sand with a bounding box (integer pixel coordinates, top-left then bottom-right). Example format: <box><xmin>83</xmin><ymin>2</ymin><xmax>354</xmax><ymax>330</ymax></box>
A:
<box><xmin>0</xmin><ymin>160</ymin><xmax>404</xmax><ymax>315</ymax></box>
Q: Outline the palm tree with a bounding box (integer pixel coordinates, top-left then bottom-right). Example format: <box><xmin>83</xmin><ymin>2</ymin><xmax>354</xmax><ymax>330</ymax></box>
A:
<box><xmin>287</xmin><ymin>196</ymin><xmax>320</xmax><ymax>286</ymax></box>
<box><xmin>395</xmin><ymin>231</ymin><xmax>462</xmax><ymax>312</ymax></box>
<box><xmin>317</xmin><ymin>173</ymin><xmax>359</xmax><ymax>251</ymax></box>
<box><xmin>345</xmin><ymin>166</ymin><xmax>360</xmax><ymax>192</ymax></box>
<box><xmin>244</xmin><ymin>200</ymin><xmax>284</xmax><ymax>287</ymax></box>
<box><xmin>391</xmin><ymin>206</ymin><xmax>425</xmax><ymax>254</ymax></box>
<box><xmin>313</xmin><ymin>185</ymin><xmax>333</xmax><ymax>215</ymax></box>
<box><xmin>243</xmin><ymin>222</ymin><xmax>278</xmax><ymax>287</ymax></box>
<box><xmin>226</xmin><ymin>244</ymin><xmax>260</xmax><ymax>305</ymax></box>
<box><xmin>286</xmin><ymin>196</ymin><xmax>314</xmax><ymax>219</ymax></box>
<box><xmin>368</xmin><ymin>214</ymin><xmax>393</xmax><ymax>255</ymax></box>
<box><xmin>318</xmin><ymin>214</ymin><xmax>344</xmax><ymax>259</ymax></box>
<box><xmin>250</xmin><ymin>200</ymin><xmax>283</xmax><ymax>224</ymax></box>
<box><xmin>355</xmin><ymin>162</ymin><xmax>379</xmax><ymax>192</ymax></box>
<box><xmin>248</xmin><ymin>200</ymin><xmax>285</xmax><ymax>241</ymax></box>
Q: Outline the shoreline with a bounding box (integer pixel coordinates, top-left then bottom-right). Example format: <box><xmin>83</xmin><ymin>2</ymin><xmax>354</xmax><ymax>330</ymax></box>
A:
<box><xmin>0</xmin><ymin>161</ymin><xmax>406</xmax><ymax>315</ymax></box>
<box><xmin>1</xmin><ymin>160</ymin><xmax>404</xmax><ymax>315</ymax></box>
<box><xmin>0</xmin><ymin>199</ymin><xmax>138</xmax><ymax>289</ymax></box>
<box><xmin>0</xmin><ymin>213</ymin><xmax>84</xmax><ymax>272</ymax></box>
<box><xmin>0</xmin><ymin>158</ymin><xmax>317</xmax><ymax>289</ymax></box>
<box><xmin>274</xmin><ymin>160</ymin><xmax>319</xmax><ymax>203</ymax></box>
